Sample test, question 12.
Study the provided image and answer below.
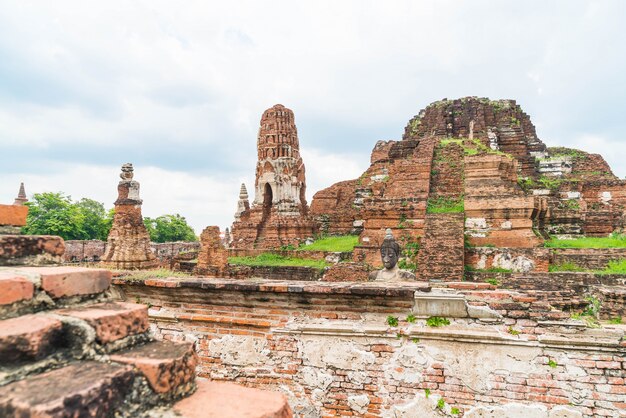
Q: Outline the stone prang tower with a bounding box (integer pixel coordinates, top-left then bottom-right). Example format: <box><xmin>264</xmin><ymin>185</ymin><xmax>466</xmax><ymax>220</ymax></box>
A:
<box><xmin>254</xmin><ymin>104</ymin><xmax>308</xmax><ymax>214</ymax></box>
<box><xmin>231</xmin><ymin>104</ymin><xmax>316</xmax><ymax>249</ymax></box>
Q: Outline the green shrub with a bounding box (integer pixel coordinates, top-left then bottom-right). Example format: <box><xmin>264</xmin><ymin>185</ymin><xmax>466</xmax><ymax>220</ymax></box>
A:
<box><xmin>386</xmin><ymin>316</ymin><xmax>399</xmax><ymax>327</ymax></box>
<box><xmin>426</xmin><ymin>316</ymin><xmax>450</xmax><ymax>327</ymax></box>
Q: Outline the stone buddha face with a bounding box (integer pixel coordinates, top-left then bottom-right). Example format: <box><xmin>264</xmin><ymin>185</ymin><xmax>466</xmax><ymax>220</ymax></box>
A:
<box><xmin>381</xmin><ymin>246</ymin><xmax>399</xmax><ymax>270</ymax></box>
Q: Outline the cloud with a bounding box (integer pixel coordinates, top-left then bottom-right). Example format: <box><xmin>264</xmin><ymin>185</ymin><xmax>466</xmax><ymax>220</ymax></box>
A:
<box><xmin>1</xmin><ymin>0</ymin><xmax>625</xmax><ymax>229</ymax></box>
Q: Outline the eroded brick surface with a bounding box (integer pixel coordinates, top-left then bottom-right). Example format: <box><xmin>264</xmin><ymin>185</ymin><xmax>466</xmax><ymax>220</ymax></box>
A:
<box><xmin>0</xmin><ymin>314</ymin><xmax>63</xmax><ymax>363</ymax></box>
<box><xmin>56</xmin><ymin>302</ymin><xmax>148</xmax><ymax>344</ymax></box>
<box><xmin>110</xmin><ymin>340</ymin><xmax>197</xmax><ymax>394</ymax></box>
<box><xmin>0</xmin><ymin>204</ymin><xmax>28</xmax><ymax>227</ymax></box>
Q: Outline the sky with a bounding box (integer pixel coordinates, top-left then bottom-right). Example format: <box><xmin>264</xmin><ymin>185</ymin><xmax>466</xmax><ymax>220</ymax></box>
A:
<box><xmin>1</xmin><ymin>1</ymin><xmax>625</xmax><ymax>234</ymax></box>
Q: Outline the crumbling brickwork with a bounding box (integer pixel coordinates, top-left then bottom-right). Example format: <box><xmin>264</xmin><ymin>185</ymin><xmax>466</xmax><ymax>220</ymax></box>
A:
<box><xmin>101</xmin><ymin>164</ymin><xmax>157</xmax><ymax>270</ymax></box>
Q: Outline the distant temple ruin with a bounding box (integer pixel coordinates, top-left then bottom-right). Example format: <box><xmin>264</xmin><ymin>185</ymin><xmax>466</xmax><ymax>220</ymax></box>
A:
<box><xmin>101</xmin><ymin>163</ymin><xmax>157</xmax><ymax>269</ymax></box>
<box><xmin>230</xmin><ymin>104</ymin><xmax>316</xmax><ymax>248</ymax></box>
<box><xmin>13</xmin><ymin>183</ymin><xmax>28</xmax><ymax>206</ymax></box>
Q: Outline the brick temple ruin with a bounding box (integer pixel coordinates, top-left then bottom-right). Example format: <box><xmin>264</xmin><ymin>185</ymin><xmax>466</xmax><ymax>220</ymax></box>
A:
<box><xmin>230</xmin><ymin>104</ymin><xmax>317</xmax><ymax>249</ymax></box>
<box><xmin>2</xmin><ymin>97</ymin><xmax>626</xmax><ymax>417</ymax></box>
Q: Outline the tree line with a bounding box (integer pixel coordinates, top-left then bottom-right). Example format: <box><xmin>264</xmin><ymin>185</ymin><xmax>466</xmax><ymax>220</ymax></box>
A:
<box><xmin>22</xmin><ymin>192</ymin><xmax>198</xmax><ymax>243</ymax></box>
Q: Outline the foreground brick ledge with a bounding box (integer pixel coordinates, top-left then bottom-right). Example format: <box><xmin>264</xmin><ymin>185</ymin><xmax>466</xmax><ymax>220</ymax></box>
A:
<box><xmin>113</xmin><ymin>276</ymin><xmax>431</xmax><ymax>296</ymax></box>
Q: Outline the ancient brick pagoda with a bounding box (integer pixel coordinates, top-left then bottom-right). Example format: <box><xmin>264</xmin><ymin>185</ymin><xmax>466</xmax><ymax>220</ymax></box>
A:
<box><xmin>101</xmin><ymin>163</ymin><xmax>157</xmax><ymax>269</ymax></box>
<box><xmin>231</xmin><ymin>104</ymin><xmax>316</xmax><ymax>248</ymax></box>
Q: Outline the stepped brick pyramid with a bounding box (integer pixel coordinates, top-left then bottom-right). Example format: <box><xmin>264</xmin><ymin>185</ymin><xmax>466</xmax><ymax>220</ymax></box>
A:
<box><xmin>231</xmin><ymin>104</ymin><xmax>317</xmax><ymax>249</ymax></box>
<box><xmin>101</xmin><ymin>163</ymin><xmax>158</xmax><ymax>270</ymax></box>
<box><xmin>311</xmin><ymin>97</ymin><xmax>626</xmax><ymax>279</ymax></box>
<box><xmin>0</xmin><ymin>266</ymin><xmax>292</xmax><ymax>417</ymax></box>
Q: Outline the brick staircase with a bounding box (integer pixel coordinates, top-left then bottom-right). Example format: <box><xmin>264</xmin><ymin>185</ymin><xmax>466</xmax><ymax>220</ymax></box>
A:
<box><xmin>417</xmin><ymin>213</ymin><xmax>465</xmax><ymax>281</ymax></box>
<box><xmin>0</xmin><ymin>266</ymin><xmax>292</xmax><ymax>417</ymax></box>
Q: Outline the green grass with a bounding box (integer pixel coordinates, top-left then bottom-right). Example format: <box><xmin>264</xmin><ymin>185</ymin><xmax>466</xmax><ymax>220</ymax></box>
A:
<box><xmin>426</xmin><ymin>196</ymin><xmax>464</xmax><ymax>214</ymax></box>
<box><xmin>228</xmin><ymin>253</ymin><xmax>329</xmax><ymax>269</ymax></box>
<box><xmin>596</xmin><ymin>259</ymin><xmax>626</xmax><ymax>275</ymax></box>
<box><xmin>122</xmin><ymin>268</ymin><xmax>190</xmax><ymax>281</ymax></box>
<box><xmin>545</xmin><ymin>234</ymin><xmax>626</xmax><ymax>248</ymax></box>
<box><xmin>549</xmin><ymin>262</ymin><xmax>586</xmax><ymax>272</ymax></box>
<box><xmin>386</xmin><ymin>315</ymin><xmax>399</xmax><ymax>327</ymax></box>
<box><xmin>608</xmin><ymin>317</ymin><xmax>623</xmax><ymax>324</ymax></box>
<box><xmin>298</xmin><ymin>235</ymin><xmax>359</xmax><ymax>252</ymax></box>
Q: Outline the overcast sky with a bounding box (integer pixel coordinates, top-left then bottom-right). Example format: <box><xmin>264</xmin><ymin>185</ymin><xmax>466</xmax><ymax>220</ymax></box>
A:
<box><xmin>1</xmin><ymin>1</ymin><xmax>625</xmax><ymax>234</ymax></box>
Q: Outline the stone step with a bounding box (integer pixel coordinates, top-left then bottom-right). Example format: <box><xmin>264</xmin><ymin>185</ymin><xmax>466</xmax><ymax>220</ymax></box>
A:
<box><xmin>0</xmin><ymin>314</ymin><xmax>64</xmax><ymax>365</ymax></box>
<box><xmin>0</xmin><ymin>361</ymin><xmax>135</xmax><ymax>417</ymax></box>
<box><xmin>110</xmin><ymin>340</ymin><xmax>197</xmax><ymax>397</ymax></box>
<box><xmin>18</xmin><ymin>266</ymin><xmax>111</xmax><ymax>299</ymax></box>
<box><xmin>160</xmin><ymin>379</ymin><xmax>293</xmax><ymax>418</ymax></box>
<box><xmin>55</xmin><ymin>301</ymin><xmax>149</xmax><ymax>345</ymax></box>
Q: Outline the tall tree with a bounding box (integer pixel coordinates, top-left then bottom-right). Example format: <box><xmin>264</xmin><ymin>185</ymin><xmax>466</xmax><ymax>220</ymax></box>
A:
<box><xmin>75</xmin><ymin>198</ymin><xmax>109</xmax><ymax>240</ymax></box>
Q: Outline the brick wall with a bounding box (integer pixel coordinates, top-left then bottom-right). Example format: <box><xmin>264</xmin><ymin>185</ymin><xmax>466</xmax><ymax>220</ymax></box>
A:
<box><xmin>113</xmin><ymin>278</ymin><xmax>626</xmax><ymax>418</ymax></box>
<box><xmin>465</xmin><ymin>247</ymin><xmax>549</xmax><ymax>272</ymax></box>
<box><xmin>417</xmin><ymin>213</ymin><xmax>465</xmax><ymax>281</ymax></box>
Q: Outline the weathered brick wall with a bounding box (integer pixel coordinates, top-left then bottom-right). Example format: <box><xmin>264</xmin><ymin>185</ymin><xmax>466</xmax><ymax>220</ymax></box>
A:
<box><xmin>63</xmin><ymin>240</ymin><xmax>199</xmax><ymax>265</ymax></box>
<box><xmin>226</xmin><ymin>265</ymin><xmax>325</xmax><ymax>281</ymax></box>
<box><xmin>417</xmin><ymin>213</ymin><xmax>465</xmax><ymax>281</ymax></box>
<box><xmin>465</xmin><ymin>247</ymin><xmax>549</xmax><ymax>273</ymax></box>
<box><xmin>113</xmin><ymin>278</ymin><xmax>625</xmax><ymax>418</ymax></box>
<box><xmin>550</xmin><ymin>248</ymin><xmax>626</xmax><ymax>270</ymax></box>
<box><xmin>228</xmin><ymin>248</ymin><xmax>352</xmax><ymax>263</ymax></box>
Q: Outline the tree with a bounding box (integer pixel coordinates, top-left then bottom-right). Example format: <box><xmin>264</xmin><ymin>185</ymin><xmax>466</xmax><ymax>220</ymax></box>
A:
<box><xmin>143</xmin><ymin>214</ymin><xmax>197</xmax><ymax>243</ymax></box>
<box><xmin>23</xmin><ymin>192</ymin><xmax>87</xmax><ymax>240</ymax></box>
<box><xmin>75</xmin><ymin>198</ymin><xmax>109</xmax><ymax>240</ymax></box>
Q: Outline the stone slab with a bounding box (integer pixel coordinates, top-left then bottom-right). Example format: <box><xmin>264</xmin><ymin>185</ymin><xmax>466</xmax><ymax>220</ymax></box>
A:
<box><xmin>0</xmin><ymin>361</ymin><xmax>134</xmax><ymax>417</ymax></box>
<box><xmin>172</xmin><ymin>379</ymin><xmax>292</xmax><ymax>418</ymax></box>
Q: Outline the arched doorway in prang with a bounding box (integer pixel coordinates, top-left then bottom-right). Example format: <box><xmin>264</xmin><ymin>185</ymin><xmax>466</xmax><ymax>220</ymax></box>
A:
<box><xmin>263</xmin><ymin>183</ymin><xmax>273</xmax><ymax>209</ymax></box>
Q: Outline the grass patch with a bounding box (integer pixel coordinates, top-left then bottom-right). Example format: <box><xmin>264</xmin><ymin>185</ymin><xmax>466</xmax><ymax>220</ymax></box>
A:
<box><xmin>228</xmin><ymin>253</ymin><xmax>329</xmax><ymax>269</ymax></box>
<box><xmin>545</xmin><ymin>234</ymin><xmax>626</xmax><ymax>248</ymax></box>
<box><xmin>298</xmin><ymin>235</ymin><xmax>359</xmax><ymax>252</ymax></box>
<box><xmin>597</xmin><ymin>259</ymin><xmax>626</xmax><ymax>275</ymax></box>
<box><xmin>549</xmin><ymin>262</ymin><xmax>586</xmax><ymax>272</ymax></box>
<box><xmin>426</xmin><ymin>196</ymin><xmax>464</xmax><ymax>213</ymax></box>
<box><xmin>122</xmin><ymin>268</ymin><xmax>190</xmax><ymax>281</ymax></box>
<box><xmin>608</xmin><ymin>316</ymin><xmax>623</xmax><ymax>324</ymax></box>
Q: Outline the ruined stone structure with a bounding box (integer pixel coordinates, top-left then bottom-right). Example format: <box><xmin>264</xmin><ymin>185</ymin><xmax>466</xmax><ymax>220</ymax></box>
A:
<box><xmin>101</xmin><ymin>164</ymin><xmax>157</xmax><ymax>269</ymax></box>
<box><xmin>311</xmin><ymin>97</ymin><xmax>626</xmax><ymax>276</ymax></box>
<box><xmin>195</xmin><ymin>226</ymin><xmax>228</xmax><ymax>276</ymax></box>
<box><xmin>231</xmin><ymin>104</ymin><xmax>316</xmax><ymax>249</ymax></box>
<box><xmin>13</xmin><ymin>183</ymin><xmax>28</xmax><ymax>206</ymax></box>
